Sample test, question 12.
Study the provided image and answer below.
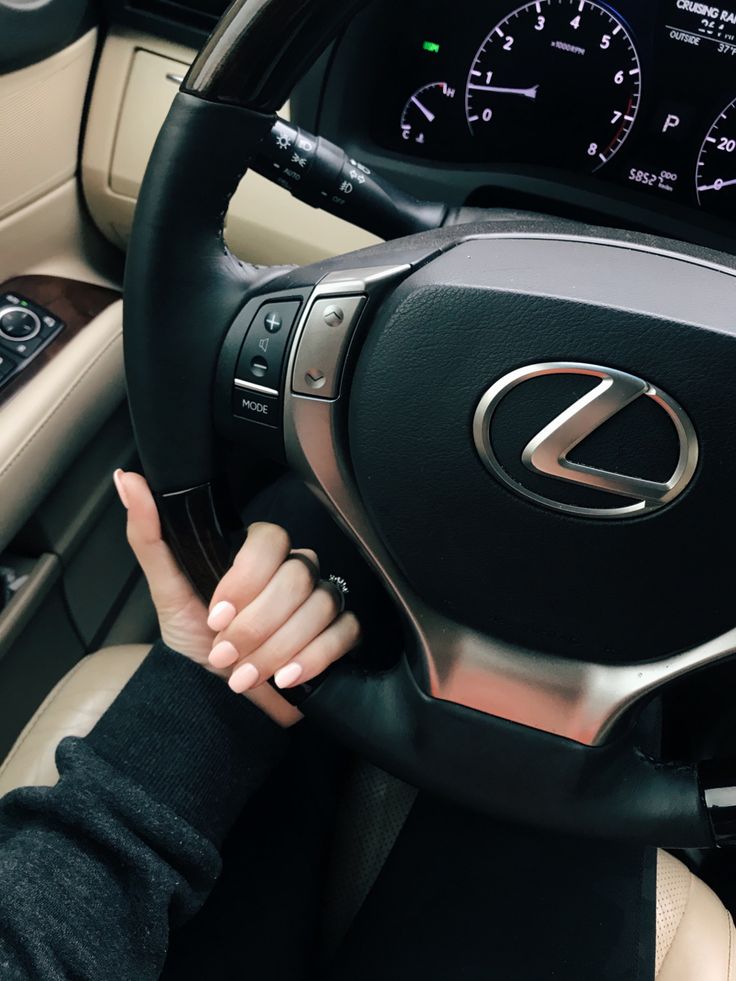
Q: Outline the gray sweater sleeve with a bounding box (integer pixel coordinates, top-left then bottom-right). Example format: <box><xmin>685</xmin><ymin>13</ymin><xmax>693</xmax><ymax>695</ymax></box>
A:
<box><xmin>0</xmin><ymin>642</ymin><xmax>290</xmax><ymax>980</ymax></box>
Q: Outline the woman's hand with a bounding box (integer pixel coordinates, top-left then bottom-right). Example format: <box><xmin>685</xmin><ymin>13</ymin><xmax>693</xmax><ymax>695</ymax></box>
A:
<box><xmin>113</xmin><ymin>469</ymin><xmax>360</xmax><ymax>726</ymax></box>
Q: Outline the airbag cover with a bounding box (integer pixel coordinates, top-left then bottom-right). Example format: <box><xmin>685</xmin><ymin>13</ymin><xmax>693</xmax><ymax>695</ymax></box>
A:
<box><xmin>348</xmin><ymin>237</ymin><xmax>736</xmax><ymax>664</ymax></box>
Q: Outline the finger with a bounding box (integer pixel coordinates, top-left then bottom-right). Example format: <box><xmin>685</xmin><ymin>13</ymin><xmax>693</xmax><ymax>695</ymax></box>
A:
<box><xmin>273</xmin><ymin>612</ymin><xmax>362</xmax><ymax>690</ymax></box>
<box><xmin>115</xmin><ymin>470</ymin><xmax>197</xmax><ymax>613</ymax></box>
<box><xmin>206</xmin><ymin>522</ymin><xmax>293</xmax><ymax>631</ymax></box>
<box><xmin>223</xmin><ymin>580</ymin><xmax>343</xmax><ymax>688</ymax></box>
<box><xmin>209</xmin><ymin>549</ymin><xmax>319</xmax><ymax>670</ymax></box>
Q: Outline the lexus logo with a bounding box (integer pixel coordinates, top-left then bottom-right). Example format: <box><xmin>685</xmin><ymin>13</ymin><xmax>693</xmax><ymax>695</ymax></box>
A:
<box><xmin>473</xmin><ymin>363</ymin><xmax>699</xmax><ymax>518</ymax></box>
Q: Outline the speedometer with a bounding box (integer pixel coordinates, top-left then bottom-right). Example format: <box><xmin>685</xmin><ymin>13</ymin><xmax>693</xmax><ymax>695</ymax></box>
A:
<box><xmin>465</xmin><ymin>0</ymin><xmax>641</xmax><ymax>172</ymax></box>
<box><xmin>696</xmin><ymin>97</ymin><xmax>736</xmax><ymax>221</ymax></box>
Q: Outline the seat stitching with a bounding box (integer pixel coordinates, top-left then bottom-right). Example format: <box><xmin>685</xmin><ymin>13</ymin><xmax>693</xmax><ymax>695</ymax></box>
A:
<box><xmin>656</xmin><ymin>869</ymin><xmax>694</xmax><ymax>978</ymax></box>
<box><xmin>0</xmin><ymin>324</ymin><xmax>121</xmax><ymax>482</ymax></box>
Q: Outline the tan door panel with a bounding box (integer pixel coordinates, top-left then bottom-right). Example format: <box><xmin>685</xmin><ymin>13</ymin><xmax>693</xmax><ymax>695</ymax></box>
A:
<box><xmin>0</xmin><ymin>30</ymin><xmax>97</xmax><ymax>223</ymax></box>
<box><xmin>82</xmin><ymin>30</ymin><xmax>380</xmax><ymax>264</ymax></box>
<box><xmin>110</xmin><ymin>49</ymin><xmax>189</xmax><ymax>199</ymax></box>
<box><xmin>0</xmin><ymin>300</ymin><xmax>124</xmax><ymax>553</ymax></box>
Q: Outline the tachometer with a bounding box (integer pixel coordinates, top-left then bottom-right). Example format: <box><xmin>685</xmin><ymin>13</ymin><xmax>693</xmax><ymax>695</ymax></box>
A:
<box><xmin>465</xmin><ymin>0</ymin><xmax>641</xmax><ymax>171</ymax></box>
<box><xmin>696</xmin><ymin>97</ymin><xmax>736</xmax><ymax>221</ymax></box>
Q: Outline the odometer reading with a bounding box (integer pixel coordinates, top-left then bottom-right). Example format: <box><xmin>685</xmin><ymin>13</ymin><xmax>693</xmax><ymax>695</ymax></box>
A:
<box><xmin>465</xmin><ymin>0</ymin><xmax>641</xmax><ymax>171</ymax></box>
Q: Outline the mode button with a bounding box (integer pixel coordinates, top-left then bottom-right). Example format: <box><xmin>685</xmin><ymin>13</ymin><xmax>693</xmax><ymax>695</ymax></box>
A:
<box><xmin>232</xmin><ymin>388</ymin><xmax>280</xmax><ymax>429</ymax></box>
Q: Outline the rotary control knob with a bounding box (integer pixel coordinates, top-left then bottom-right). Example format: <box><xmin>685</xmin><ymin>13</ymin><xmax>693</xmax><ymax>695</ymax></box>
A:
<box><xmin>0</xmin><ymin>306</ymin><xmax>41</xmax><ymax>342</ymax></box>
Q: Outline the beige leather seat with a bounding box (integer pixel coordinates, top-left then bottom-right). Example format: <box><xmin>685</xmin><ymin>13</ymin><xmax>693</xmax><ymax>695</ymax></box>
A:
<box><xmin>657</xmin><ymin>849</ymin><xmax>736</xmax><ymax>980</ymax></box>
<box><xmin>0</xmin><ymin>647</ymin><xmax>734</xmax><ymax>980</ymax></box>
<box><xmin>0</xmin><ymin>645</ymin><xmax>148</xmax><ymax>795</ymax></box>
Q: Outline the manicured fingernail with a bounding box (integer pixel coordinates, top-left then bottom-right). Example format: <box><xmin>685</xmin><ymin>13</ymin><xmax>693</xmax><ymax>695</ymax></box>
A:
<box><xmin>274</xmin><ymin>662</ymin><xmax>303</xmax><ymax>689</ymax></box>
<box><xmin>207</xmin><ymin>601</ymin><xmax>236</xmax><ymax>632</ymax></box>
<box><xmin>228</xmin><ymin>662</ymin><xmax>259</xmax><ymax>693</ymax></box>
<box><xmin>209</xmin><ymin>640</ymin><xmax>239</xmax><ymax>669</ymax></box>
<box><xmin>113</xmin><ymin>469</ymin><xmax>130</xmax><ymax>509</ymax></box>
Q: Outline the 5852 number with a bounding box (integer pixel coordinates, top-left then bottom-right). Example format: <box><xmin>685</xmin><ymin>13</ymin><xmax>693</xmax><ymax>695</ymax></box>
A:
<box><xmin>628</xmin><ymin>168</ymin><xmax>678</xmax><ymax>188</ymax></box>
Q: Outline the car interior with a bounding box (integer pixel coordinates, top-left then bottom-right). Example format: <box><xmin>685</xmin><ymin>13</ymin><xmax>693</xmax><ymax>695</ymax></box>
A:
<box><xmin>3</xmin><ymin>0</ymin><xmax>736</xmax><ymax>977</ymax></box>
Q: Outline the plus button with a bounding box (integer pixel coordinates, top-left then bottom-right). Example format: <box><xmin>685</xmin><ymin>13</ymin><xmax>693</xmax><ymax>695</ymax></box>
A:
<box><xmin>264</xmin><ymin>311</ymin><xmax>283</xmax><ymax>334</ymax></box>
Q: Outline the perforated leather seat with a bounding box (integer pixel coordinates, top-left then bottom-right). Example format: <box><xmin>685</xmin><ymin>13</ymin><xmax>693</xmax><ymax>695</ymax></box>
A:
<box><xmin>0</xmin><ymin>646</ymin><xmax>733</xmax><ymax>979</ymax></box>
<box><xmin>656</xmin><ymin>850</ymin><xmax>736</xmax><ymax>980</ymax></box>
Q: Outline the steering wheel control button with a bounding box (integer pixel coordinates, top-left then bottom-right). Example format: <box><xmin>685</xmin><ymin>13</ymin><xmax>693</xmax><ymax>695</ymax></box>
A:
<box><xmin>264</xmin><ymin>311</ymin><xmax>283</xmax><ymax>334</ymax></box>
<box><xmin>323</xmin><ymin>304</ymin><xmax>344</xmax><ymax>326</ymax></box>
<box><xmin>234</xmin><ymin>299</ymin><xmax>301</xmax><ymax>392</ymax></box>
<box><xmin>292</xmin><ymin>295</ymin><xmax>366</xmax><ymax>399</ymax></box>
<box><xmin>0</xmin><ymin>307</ymin><xmax>41</xmax><ymax>342</ymax></box>
<box><xmin>232</xmin><ymin>388</ymin><xmax>279</xmax><ymax>428</ymax></box>
<box><xmin>249</xmin><ymin>356</ymin><xmax>268</xmax><ymax>378</ymax></box>
<box><xmin>304</xmin><ymin>368</ymin><xmax>327</xmax><ymax>390</ymax></box>
<box><xmin>473</xmin><ymin>362</ymin><xmax>699</xmax><ymax>519</ymax></box>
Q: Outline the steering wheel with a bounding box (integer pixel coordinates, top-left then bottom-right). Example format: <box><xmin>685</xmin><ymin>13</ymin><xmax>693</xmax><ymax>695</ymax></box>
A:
<box><xmin>124</xmin><ymin>0</ymin><xmax>736</xmax><ymax>846</ymax></box>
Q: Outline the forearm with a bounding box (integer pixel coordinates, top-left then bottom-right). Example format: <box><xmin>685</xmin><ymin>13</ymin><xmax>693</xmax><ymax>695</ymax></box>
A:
<box><xmin>0</xmin><ymin>643</ymin><xmax>289</xmax><ymax>980</ymax></box>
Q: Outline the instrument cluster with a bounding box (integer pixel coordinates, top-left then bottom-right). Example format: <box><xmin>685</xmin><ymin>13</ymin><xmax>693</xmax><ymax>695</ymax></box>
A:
<box><xmin>358</xmin><ymin>0</ymin><xmax>736</xmax><ymax>226</ymax></box>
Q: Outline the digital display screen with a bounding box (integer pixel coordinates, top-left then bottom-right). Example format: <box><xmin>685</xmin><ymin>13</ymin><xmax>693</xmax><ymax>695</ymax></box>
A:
<box><xmin>363</xmin><ymin>0</ymin><xmax>736</xmax><ymax>222</ymax></box>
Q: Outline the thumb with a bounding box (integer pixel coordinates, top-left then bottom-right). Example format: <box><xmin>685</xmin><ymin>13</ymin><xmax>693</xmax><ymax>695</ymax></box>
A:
<box><xmin>114</xmin><ymin>470</ymin><xmax>199</xmax><ymax>613</ymax></box>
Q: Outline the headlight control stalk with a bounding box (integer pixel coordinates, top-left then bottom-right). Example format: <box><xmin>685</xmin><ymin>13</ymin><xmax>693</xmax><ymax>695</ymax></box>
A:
<box><xmin>251</xmin><ymin>118</ymin><xmax>447</xmax><ymax>240</ymax></box>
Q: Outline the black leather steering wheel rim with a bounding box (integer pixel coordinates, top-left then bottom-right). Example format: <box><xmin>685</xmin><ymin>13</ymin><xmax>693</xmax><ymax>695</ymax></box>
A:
<box><xmin>123</xmin><ymin>0</ymin><xmax>736</xmax><ymax>846</ymax></box>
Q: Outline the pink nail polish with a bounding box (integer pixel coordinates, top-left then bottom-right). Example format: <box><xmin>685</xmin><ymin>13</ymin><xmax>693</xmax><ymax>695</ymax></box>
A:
<box><xmin>274</xmin><ymin>662</ymin><xmax>303</xmax><ymax>689</ymax></box>
<box><xmin>113</xmin><ymin>469</ymin><xmax>130</xmax><ymax>509</ymax></box>
<box><xmin>207</xmin><ymin>601</ymin><xmax>236</xmax><ymax>632</ymax></box>
<box><xmin>209</xmin><ymin>640</ymin><xmax>239</xmax><ymax>669</ymax></box>
<box><xmin>228</xmin><ymin>662</ymin><xmax>259</xmax><ymax>693</ymax></box>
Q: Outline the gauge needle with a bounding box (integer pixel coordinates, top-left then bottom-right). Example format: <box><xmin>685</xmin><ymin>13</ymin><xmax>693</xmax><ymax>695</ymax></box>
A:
<box><xmin>698</xmin><ymin>177</ymin><xmax>736</xmax><ymax>192</ymax></box>
<box><xmin>468</xmin><ymin>83</ymin><xmax>540</xmax><ymax>100</ymax></box>
<box><xmin>411</xmin><ymin>96</ymin><xmax>435</xmax><ymax>123</ymax></box>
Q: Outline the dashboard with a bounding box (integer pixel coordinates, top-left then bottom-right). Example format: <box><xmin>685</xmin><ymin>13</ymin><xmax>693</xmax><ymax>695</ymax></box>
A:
<box><xmin>315</xmin><ymin>0</ymin><xmax>736</xmax><ymax>249</ymax></box>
